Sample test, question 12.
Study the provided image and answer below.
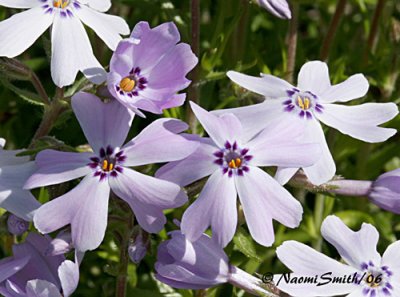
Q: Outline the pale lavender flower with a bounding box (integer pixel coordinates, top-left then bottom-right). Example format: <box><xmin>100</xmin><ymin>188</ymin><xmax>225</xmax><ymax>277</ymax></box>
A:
<box><xmin>0</xmin><ymin>233</ymin><xmax>79</xmax><ymax>297</ymax></box>
<box><xmin>7</xmin><ymin>214</ymin><xmax>29</xmax><ymax>236</ymax></box>
<box><xmin>128</xmin><ymin>232</ymin><xmax>148</xmax><ymax>264</ymax></box>
<box><xmin>369</xmin><ymin>169</ymin><xmax>400</xmax><ymax>214</ymax></box>
<box><xmin>0</xmin><ymin>0</ymin><xmax>130</xmax><ymax>87</ymax></box>
<box><xmin>156</xmin><ymin>230</ymin><xmax>277</xmax><ymax>296</ymax></box>
<box><xmin>256</xmin><ymin>0</ymin><xmax>291</xmax><ymax>19</ymax></box>
<box><xmin>107</xmin><ymin>21</ymin><xmax>198</xmax><ymax>117</ymax></box>
<box><xmin>276</xmin><ymin>215</ymin><xmax>400</xmax><ymax>297</ymax></box>
<box><xmin>25</xmin><ymin>92</ymin><xmax>198</xmax><ymax>252</ymax></box>
<box><xmin>225</xmin><ymin>61</ymin><xmax>398</xmax><ymax>185</ymax></box>
<box><xmin>0</xmin><ymin>139</ymin><xmax>40</xmax><ymax>221</ymax></box>
<box><xmin>46</xmin><ymin>230</ymin><xmax>73</xmax><ymax>256</ymax></box>
<box><xmin>157</xmin><ymin>102</ymin><xmax>320</xmax><ymax>247</ymax></box>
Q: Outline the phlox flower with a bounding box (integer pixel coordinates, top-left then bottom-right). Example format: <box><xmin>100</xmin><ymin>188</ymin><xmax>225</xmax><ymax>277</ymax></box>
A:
<box><xmin>225</xmin><ymin>61</ymin><xmax>398</xmax><ymax>185</ymax></box>
<box><xmin>0</xmin><ymin>0</ymin><xmax>130</xmax><ymax>87</ymax></box>
<box><xmin>276</xmin><ymin>215</ymin><xmax>400</xmax><ymax>297</ymax></box>
<box><xmin>369</xmin><ymin>169</ymin><xmax>400</xmax><ymax>214</ymax></box>
<box><xmin>107</xmin><ymin>21</ymin><xmax>198</xmax><ymax>117</ymax></box>
<box><xmin>157</xmin><ymin>102</ymin><xmax>320</xmax><ymax>247</ymax></box>
<box><xmin>0</xmin><ymin>138</ymin><xmax>40</xmax><ymax>221</ymax></box>
<box><xmin>156</xmin><ymin>228</ymin><xmax>277</xmax><ymax>296</ymax></box>
<box><xmin>256</xmin><ymin>0</ymin><xmax>291</xmax><ymax>19</ymax></box>
<box><xmin>0</xmin><ymin>232</ymin><xmax>79</xmax><ymax>297</ymax></box>
<box><xmin>25</xmin><ymin>92</ymin><xmax>198</xmax><ymax>252</ymax></box>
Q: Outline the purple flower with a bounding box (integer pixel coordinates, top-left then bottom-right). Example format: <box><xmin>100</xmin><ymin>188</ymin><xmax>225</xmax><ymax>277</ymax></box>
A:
<box><xmin>0</xmin><ymin>0</ymin><xmax>130</xmax><ymax>87</ymax></box>
<box><xmin>24</xmin><ymin>92</ymin><xmax>198</xmax><ymax>252</ymax></box>
<box><xmin>225</xmin><ymin>61</ymin><xmax>398</xmax><ymax>185</ymax></box>
<box><xmin>156</xmin><ymin>230</ymin><xmax>277</xmax><ymax>295</ymax></box>
<box><xmin>369</xmin><ymin>169</ymin><xmax>400</xmax><ymax>214</ymax></box>
<box><xmin>157</xmin><ymin>102</ymin><xmax>320</xmax><ymax>247</ymax></box>
<box><xmin>0</xmin><ymin>233</ymin><xmax>79</xmax><ymax>297</ymax></box>
<box><xmin>256</xmin><ymin>0</ymin><xmax>291</xmax><ymax>19</ymax></box>
<box><xmin>107</xmin><ymin>21</ymin><xmax>198</xmax><ymax>117</ymax></box>
<box><xmin>7</xmin><ymin>214</ymin><xmax>29</xmax><ymax>236</ymax></box>
<box><xmin>276</xmin><ymin>215</ymin><xmax>399</xmax><ymax>297</ymax></box>
<box><xmin>0</xmin><ymin>139</ymin><xmax>40</xmax><ymax>221</ymax></box>
<box><xmin>128</xmin><ymin>232</ymin><xmax>149</xmax><ymax>264</ymax></box>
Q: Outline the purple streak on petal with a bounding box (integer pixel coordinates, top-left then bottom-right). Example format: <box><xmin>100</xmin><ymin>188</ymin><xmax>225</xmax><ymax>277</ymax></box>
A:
<box><xmin>115</xmin><ymin>166</ymin><xmax>123</xmax><ymax>173</ymax></box>
<box><xmin>45</xmin><ymin>7</ymin><xmax>53</xmax><ymax>14</ymax></box>
<box><xmin>214</xmin><ymin>151</ymin><xmax>224</xmax><ymax>158</ymax></box>
<box><xmin>369</xmin><ymin>261</ymin><xmax>374</xmax><ymax>267</ymax></box>
<box><xmin>283</xmin><ymin>99</ymin><xmax>292</xmax><ymax>105</ymax></box>
<box><xmin>228</xmin><ymin>170</ymin><xmax>233</xmax><ymax>178</ymax></box>
<box><xmin>284</xmin><ymin>104</ymin><xmax>295</xmax><ymax>112</ymax></box>
<box><xmin>361</xmin><ymin>262</ymin><xmax>368</xmax><ymax>270</ymax></box>
<box><xmin>60</xmin><ymin>11</ymin><xmax>67</xmax><ymax>18</ymax></box>
<box><xmin>214</xmin><ymin>159</ymin><xmax>223</xmax><ymax>166</ymax></box>
<box><xmin>90</xmin><ymin>157</ymin><xmax>100</xmax><ymax>163</ymax></box>
<box><xmin>100</xmin><ymin>173</ymin><xmax>107</xmax><ymax>181</ymax></box>
<box><xmin>139</xmin><ymin>77</ymin><xmax>147</xmax><ymax>84</ymax></box>
<box><xmin>116</xmin><ymin>85</ymin><xmax>120</xmax><ymax>91</ymax></box>
<box><xmin>306</xmin><ymin>111</ymin><xmax>312</xmax><ymax>119</ymax></box>
<box><xmin>128</xmin><ymin>93</ymin><xmax>133</xmax><ymax>98</ymax></box>
<box><xmin>386</xmin><ymin>283</ymin><xmax>393</xmax><ymax>290</ymax></box>
<box><xmin>242</xmin><ymin>166</ymin><xmax>249</xmax><ymax>172</ymax></box>
<box><xmin>382</xmin><ymin>288</ymin><xmax>390</xmax><ymax>295</ymax></box>
<box><xmin>241</xmin><ymin>148</ymin><xmax>249</xmax><ymax>155</ymax></box>
<box><xmin>106</xmin><ymin>146</ymin><xmax>114</xmax><ymax>156</ymax></box>
<box><xmin>306</xmin><ymin>91</ymin><xmax>317</xmax><ymax>99</ymax></box>
<box><xmin>237</xmin><ymin>169</ymin><xmax>243</xmax><ymax>176</ymax></box>
<box><xmin>132</xmin><ymin>91</ymin><xmax>138</xmax><ymax>96</ymax></box>
<box><xmin>66</xmin><ymin>9</ymin><xmax>73</xmax><ymax>17</ymax></box>
<box><xmin>134</xmin><ymin>67</ymin><xmax>141</xmax><ymax>75</ymax></box>
<box><xmin>370</xmin><ymin>290</ymin><xmax>376</xmax><ymax>297</ymax></box>
<box><xmin>73</xmin><ymin>2</ymin><xmax>80</xmax><ymax>9</ymax></box>
<box><xmin>232</xmin><ymin>141</ymin><xmax>237</xmax><ymax>151</ymax></box>
<box><xmin>299</xmin><ymin>110</ymin><xmax>305</xmax><ymax>118</ymax></box>
<box><xmin>243</xmin><ymin>155</ymin><xmax>253</xmax><ymax>162</ymax></box>
<box><xmin>362</xmin><ymin>288</ymin><xmax>370</xmax><ymax>296</ymax></box>
<box><xmin>225</xmin><ymin>141</ymin><xmax>231</xmax><ymax>149</ymax></box>
<box><xmin>222</xmin><ymin>168</ymin><xmax>229</xmax><ymax>174</ymax></box>
<box><xmin>94</xmin><ymin>171</ymin><xmax>101</xmax><ymax>177</ymax></box>
<box><xmin>99</xmin><ymin>148</ymin><xmax>106</xmax><ymax>158</ymax></box>
<box><xmin>88</xmin><ymin>163</ymin><xmax>98</xmax><ymax>169</ymax></box>
<box><xmin>110</xmin><ymin>171</ymin><xmax>118</xmax><ymax>177</ymax></box>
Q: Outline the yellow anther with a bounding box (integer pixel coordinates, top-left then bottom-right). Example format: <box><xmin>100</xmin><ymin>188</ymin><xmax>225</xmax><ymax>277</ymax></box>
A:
<box><xmin>228</xmin><ymin>158</ymin><xmax>242</xmax><ymax>169</ymax></box>
<box><xmin>53</xmin><ymin>0</ymin><xmax>69</xmax><ymax>8</ymax></box>
<box><xmin>102</xmin><ymin>160</ymin><xmax>109</xmax><ymax>171</ymax></box>
<box><xmin>119</xmin><ymin>77</ymin><xmax>136</xmax><ymax>92</ymax></box>
<box><xmin>109</xmin><ymin>163</ymin><xmax>114</xmax><ymax>171</ymax></box>
<box><xmin>297</xmin><ymin>96</ymin><xmax>304</xmax><ymax>110</ymax></box>
<box><xmin>304</xmin><ymin>97</ymin><xmax>310</xmax><ymax>109</ymax></box>
<box><xmin>61</xmin><ymin>0</ymin><xmax>69</xmax><ymax>8</ymax></box>
<box><xmin>53</xmin><ymin>0</ymin><xmax>62</xmax><ymax>7</ymax></box>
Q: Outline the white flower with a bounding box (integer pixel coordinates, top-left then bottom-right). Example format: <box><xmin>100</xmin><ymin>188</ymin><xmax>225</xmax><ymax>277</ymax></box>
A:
<box><xmin>276</xmin><ymin>215</ymin><xmax>400</xmax><ymax>297</ymax></box>
<box><xmin>224</xmin><ymin>61</ymin><xmax>398</xmax><ymax>185</ymax></box>
<box><xmin>0</xmin><ymin>0</ymin><xmax>130</xmax><ymax>87</ymax></box>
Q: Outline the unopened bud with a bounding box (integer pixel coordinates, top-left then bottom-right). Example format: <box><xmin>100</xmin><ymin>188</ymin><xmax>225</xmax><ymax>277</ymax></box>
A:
<box><xmin>7</xmin><ymin>214</ymin><xmax>29</xmax><ymax>235</ymax></box>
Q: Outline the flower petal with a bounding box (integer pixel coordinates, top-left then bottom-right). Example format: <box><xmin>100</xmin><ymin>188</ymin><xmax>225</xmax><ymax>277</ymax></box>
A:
<box><xmin>274</xmin><ymin>167</ymin><xmax>298</xmax><ymax>185</ymax></box>
<box><xmin>51</xmin><ymin>14</ymin><xmax>105</xmax><ymax>87</ymax></box>
<box><xmin>246</xmin><ymin>118</ymin><xmax>320</xmax><ymax>168</ymax></box>
<box><xmin>321</xmin><ymin>215</ymin><xmax>381</xmax><ymax>269</ymax></box>
<box><xmin>26</xmin><ymin>280</ymin><xmax>62</xmax><ymax>297</ymax></box>
<box><xmin>84</xmin><ymin>0</ymin><xmax>111</xmax><ymax>12</ymax></box>
<box><xmin>34</xmin><ymin>175</ymin><xmax>110</xmax><ymax>252</ymax></box>
<box><xmin>71</xmin><ymin>92</ymin><xmax>134</xmax><ymax>152</ymax></box>
<box><xmin>109</xmin><ymin>167</ymin><xmax>187</xmax><ymax>210</ymax></box>
<box><xmin>316</xmin><ymin>103</ymin><xmax>398</xmax><ymax>143</ymax></box>
<box><xmin>0</xmin><ymin>256</ymin><xmax>30</xmax><ymax>283</ymax></box>
<box><xmin>297</xmin><ymin>61</ymin><xmax>331</xmax><ymax>95</ymax></box>
<box><xmin>24</xmin><ymin>150</ymin><xmax>92</xmax><ymax>189</ymax></box>
<box><xmin>0</xmin><ymin>162</ymin><xmax>41</xmax><ymax>221</ymax></box>
<box><xmin>128</xmin><ymin>21</ymin><xmax>181</xmax><ymax>74</ymax></box>
<box><xmin>257</xmin><ymin>0</ymin><xmax>292</xmax><ymax>19</ymax></box>
<box><xmin>382</xmin><ymin>241</ymin><xmax>400</xmax><ymax>276</ymax></box>
<box><xmin>75</xmin><ymin>5</ymin><xmax>129</xmax><ymax>50</ymax></box>
<box><xmin>181</xmin><ymin>171</ymin><xmax>237</xmax><ymax>247</ymax></box>
<box><xmin>0</xmin><ymin>0</ymin><xmax>40</xmax><ymax>8</ymax></box>
<box><xmin>190</xmin><ymin>102</ymin><xmax>242</xmax><ymax>147</ymax></box>
<box><xmin>276</xmin><ymin>241</ymin><xmax>358</xmax><ymax>297</ymax></box>
<box><xmin>58</xmin><ymin>260</ymin><xmax>79</xmax><ymax>297</ymax></box>
<box><xmin>122</xmin><ymin>119</ymin><xmax>198</xmax><ymax>166</ymax></box>
<box><xmin>155</xmin><ymin>138</ymin><xmax>218</xmax><ymax>187</ymax></box>
<box><xmin>236</xmin><ymin>166</ymin><xmax>302</xmax><ymax>246</ymax></box>
<box><xmin>212</xmin><ymin>99</ymin><xmax>288</xmax><ymax>143</ymax></box>
<box><xmin>0</xmin><ymin>6</ymin><xmax>53</xmax><ymax>58</ymax></box>
<box><xmin>227</xmin><ymin>71</ymin><xmax>293</xmax><ymax>98</ymax></box>
<box><xmin>320</xmin><ymin>74</ymin><xmax>369</xmax><ymax>103</ymax></box>
<box><xmin>0</xmin><ymin>149</ymin><xmax>30</xmax><ymax>167</ymax></box>
<box><xmin>302</xmin><ymin>118</ymin><xmax>336</xmax><ymax>185</ymax></box>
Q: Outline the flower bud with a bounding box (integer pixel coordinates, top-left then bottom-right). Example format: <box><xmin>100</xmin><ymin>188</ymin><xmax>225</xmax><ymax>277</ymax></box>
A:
<box><xmin>369</xmin><ymin>169</ymin><xmax>400</xmax><ymax>214</ymax></box>
<box><xmin>255</xmin><ymin>0</ymin><xmax>292</xmax><ymax>19</ymax></box>
<box><xmin>7</xmin><ymin>214</ymin><xmax>29</xmax><ymax>235</ymax></box>
<box><xmin>128</xmin><ymin>232</ymin><xmax>148</xmax><ymax>264</ymax></box>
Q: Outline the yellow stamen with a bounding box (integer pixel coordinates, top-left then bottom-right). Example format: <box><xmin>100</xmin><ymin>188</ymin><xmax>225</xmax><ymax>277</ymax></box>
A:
<box><xmin>53</xmin><ymin>0</ymin><xmax>69</xmax><ymax>8</ymax></box>
<box><xmin>102</xmin><ymin>160</ymin><xmax>109</xmax><ymax>171</ymax></box>
<box><xmin>53</xmin><ymin>0</ymin><xmax>61</xmax><ymax>7</ymax></box>
<box><xmin>304</xmin><ymin>97</ymin><xmax>310</xmax><ymax>109</ymax></box>
<box><xmin>228</xmin><ymin>158</ymin><xmax>242</xmax><ymax>169</ymax></box>
<box><xmin>120</xmin><ymin>77</ymin><xmax>136</xmax><ymax>92</ymax></box>
<box><xmin>297</xmin><ymin>96</ymin><xmax>304</xmax><ymax>110</ymax></box>
<box><xmin>109</xmin><ymin>163</ymin><xmax>114</xmax><ymax>171</ymax></box>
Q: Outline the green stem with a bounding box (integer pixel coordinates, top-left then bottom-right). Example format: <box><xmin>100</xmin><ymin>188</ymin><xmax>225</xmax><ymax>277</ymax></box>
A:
<box><xmin>363</xmin><ymin>0</ymin><xmax>386</xmax><ymax>64</ymax></box>
<box><xmin>115</xmin><ymin>213</ymin><xmax>134</xmax><ymax>297</ymax></box>
<box><xmin>320</xmin><ymin>0</ymin><xmax>347</xmax><ymax>61</ymax></box>
<box><xmin>285</xmin><ymin>1</ymin><xmax>299</xmax><ymax>84</ymax></box>
<box><xmin>186</xmin><ymin>0</ymin><xmax>201</xmax><ymax>133</ymax></box>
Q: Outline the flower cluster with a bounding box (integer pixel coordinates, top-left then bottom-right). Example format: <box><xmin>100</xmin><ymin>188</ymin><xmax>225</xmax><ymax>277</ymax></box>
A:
<box><xmin>0</xmin><ymin>1</ymin><xmax>399</xmax><ymax>297</ymax></box>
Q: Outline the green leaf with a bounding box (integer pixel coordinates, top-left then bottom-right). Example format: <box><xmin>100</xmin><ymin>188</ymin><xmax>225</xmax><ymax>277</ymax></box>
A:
<box><xmin>233</xmin><ymin>227</ymin><xmax>262</xmax><ymax>263</ymax></box>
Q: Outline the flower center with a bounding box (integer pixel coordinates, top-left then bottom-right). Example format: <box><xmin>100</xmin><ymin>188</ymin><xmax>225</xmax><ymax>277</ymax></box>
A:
<box><xmin>87</xmin><ymin>146</ymin><xmax>126</xmax><ymax>181</ymax></box>
<box><xmin>360</xmin><ymin>262</ymin><xmax>393</xmax><ymax>297</ymax></box>
<box><xmin>115</xmin><ymin>67</ymin><xmax>148</xmax><ymax>98</ymax></box>
<box><xmin>119</xmin><ymin>77</ymin><xmax>136</xmax><ymax>93</ymax></box>
<box><xmin>214</xmin><ymin>141</ymin><xmax>252</xmax><ymax>177</ymax></box>
<box><xmin>283</xmin><ymin>88</ymin><xmax>324</xmax><ymax>119</ymax></box>
<box><xmin>53</xmin><ymin>0</ymin><xmax>69</xmax><ymax>8</ymax></box>
<box><xmin>296</xmin><ymin>96</ymin><xmax>311</xmax><ymax>110</ymax></box>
